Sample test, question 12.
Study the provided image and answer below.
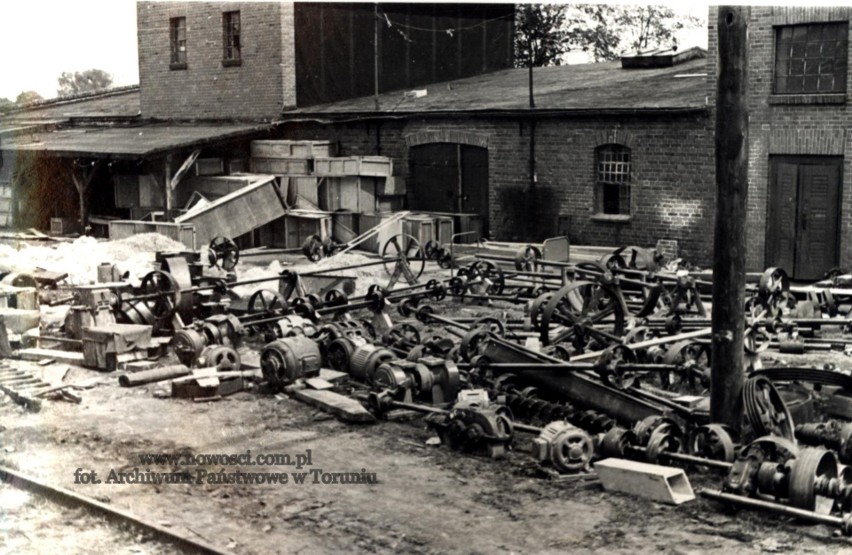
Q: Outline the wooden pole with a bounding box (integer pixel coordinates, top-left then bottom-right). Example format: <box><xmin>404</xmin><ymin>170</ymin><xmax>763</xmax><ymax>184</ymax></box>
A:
<box><xmin>164</xmin><ymin>153</ymin><xmax>173</xmax><ymax>219</ymax></box>
<box><xmin>711</xmin><ymin>6</ymin><xmax>749</xmax><ymax>430</ymax></box>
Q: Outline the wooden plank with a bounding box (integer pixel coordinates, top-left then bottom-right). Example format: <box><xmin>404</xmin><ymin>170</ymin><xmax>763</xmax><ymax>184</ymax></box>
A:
<box><xmin>291</xmin><ymin>388</ymin><xmax>375</xmax><ymax>423</ymax></box>
<box><xmin>16</xmin><ymin>348</ymin><xmax>86</xmax><ymax>365</ymax></box>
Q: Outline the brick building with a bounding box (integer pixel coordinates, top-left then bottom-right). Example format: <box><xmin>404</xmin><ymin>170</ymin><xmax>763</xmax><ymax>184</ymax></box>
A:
<box><xmin>708</xmin><ymin>6</ymin><xmax>852</xmax><ymax>279</ymax></box>
<box><xmin>137</xmin><ymin>1</ymin><xmax>514</xmax><ymax>120</ymax></box>
<box><xmin>278</xmin><ymin>51</ymin><xmax>717</xmax><ymax>264</ymax></box>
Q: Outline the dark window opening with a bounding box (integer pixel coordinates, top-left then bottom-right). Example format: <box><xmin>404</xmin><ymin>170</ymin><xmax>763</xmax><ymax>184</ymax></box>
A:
<box><xmin>595</xmin><ymin>145</ymin><xmax>631</xmax><ymax>216</ymax></box>
<box><xmin>223</xmin><ymin>11</ymin><xmax>241</xmax><ymax>66</ymax></box>
<box><xmin>170</xmin><ymin>17</ymin><xmax>187</xmax><ymax>69</ymax></box>
<box><xmin>774</xmin><ymin>22</ymin><xmax>848</xmax><ymax>94</ymax></box>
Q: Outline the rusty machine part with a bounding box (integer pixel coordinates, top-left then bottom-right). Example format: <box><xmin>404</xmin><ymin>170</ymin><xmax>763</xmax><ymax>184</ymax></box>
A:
<box><xmin>373</xmin><ymin>355</ymin><xmax>461</xmax><ymax>407</ymax></box>
<box><xmin>531</xmin><ymin>420</ymin><xmax>595</xmax><ymax>472</ymax></box>
<box><xmin>426</xmin><ymin>390</ymin><xmax>515</xmax><ymax>459</ymax></box>
<box><xmin>199</xmin><ymin>344</ymin><xmax>241</xmax><ymax>370</ymax></box>
<box><xmin>743</xmin><ymin>375</ymin><xmax>795</xmax><ymax>441</ymax></box>
<box><xmin>207</xmin><ymin>236</ymin><xmax>240</xmax><ymax>272</ymax></box>
<box><xmin>535</xmin><ymin>280</ymin><xmax>627</xmax><ymax>348</ymax></box>
<box><xmin>688</xmin><ymin>424</ymin><xmax>740</xmax><ymax>463</ymax></box>
<box><xmin>796</xmin><ymin>420</ymin><xmax>852</xmax><ymax>465</ymax></box>
<box><xmin>348</xmin><ymin>343</ymin><xmax>396</xmax><ymax>383</ymax></box>
<box><xmin>260</xmin><ymin>335</ymin><xmax>322</xmax><ymax>390</ymax></box>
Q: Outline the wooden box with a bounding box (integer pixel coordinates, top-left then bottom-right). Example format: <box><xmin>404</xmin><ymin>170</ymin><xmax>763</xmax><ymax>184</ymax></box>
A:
<box><xmin>332</xmin><ymin>211</ymin><xmax>359</xmax><ymax>243</ymax></box>
<box><xmin>403</xmin><ymin>215</ymin><xmax>436</xmax><ymax>245</ymax></box>
<box><xmin>250</xmin><ymin>157</ymin><xmax>312</xmax><ymax>175</ymax></box>
<box><xmin>250</xmin><ymin>140</ymin><xmax>334</xmax><ymax>159</ymax></box>
<box><xmin>195</xmin><ymin>158</ymin><xmax>224</xmax><ymax>176</ymax></box>
<box><xmin>358</xmin><ymin>212</ymin><xmax>403</xmax><ymax>253</ymax></box>
<box><xmin>434</xmin><ymin>216</ymin><xmax>454</xmax><ymax>245</ymax></box>
<box><xmin>50</xmin><ymin>217</ymin><xmax>82</xmax><ymax>236</ymax></box>
<box><xmin>314</xmin><ymin>156</ymin><xmax>393</xmax><ymax>177</ymax></box>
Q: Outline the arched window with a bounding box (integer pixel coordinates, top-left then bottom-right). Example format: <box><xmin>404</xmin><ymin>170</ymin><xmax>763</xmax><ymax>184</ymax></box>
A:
<box><xmin>595</xmin><ymin>144</ymin><xmax>631</xmax><ymax>215</ymax></box>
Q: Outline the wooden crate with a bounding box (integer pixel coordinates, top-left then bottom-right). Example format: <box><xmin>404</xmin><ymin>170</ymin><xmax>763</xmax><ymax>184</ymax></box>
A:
<box><xmin>175</xmin><ymin>176</ymin><xmax>286</xmax><ymax>245</ymax></box>
<box><xmin>434</xmin><ymin>216</ymin><xmax>454</xmax><ymax>244</ymax></box>
<box><xmin>195</xmin><ymin>158</ymin><xmax>224</xmax><ymax>176</ymax></box>
<box><xmin>319</xmin><ymin>176</ymin><xmax>376</xmax><ymax>212</ymax></box>
<box><xmin>250</xmin><ymin>157</ymin><xmax>312</xmax><ymax>175</ymax></box>
<box><xmin>176</xmin><ymin>175</ymin><xmax>256</xmax><ymax>207</ymax></box>
<box><xmin>250</xmin><ymin>140</ymin><xmax>334</xmax><ymax>159</ymax></box>
<box><xmin>331</xmin><ymin>211</ymin><xmax>359</xmax><ymax>243</ymax></box>
<box><xmin>50</xmin><ymin>217</ymin><xmax>82</xmax><ymax>236</ymax></box>
<box><xmin>403</xmin><ymin>215</ymin><xmax>436</xmax><ymax>245</ymax></box>
<box><xmin>454</xmin><ymin>213</ymin><xmax>483</xmax><ymax>243</ymax></box>
<box><xmin>314</xmin><ymin>156</ymin><xmax>393</xmax><ymax>177</ymax></box>
<box><xmin>285</xmin><ymin>214</ymin><xmax>331</xmax><ymax>248</ymax></box>
<box><xmin>358</xmin><ymin>212</ymin><xmax>404</xmax><ymax>254</ymax></box>
<box><xmin>108</xmin><ymin>221</ymin><xmax>196</xmax><ymax>249</ymax></box>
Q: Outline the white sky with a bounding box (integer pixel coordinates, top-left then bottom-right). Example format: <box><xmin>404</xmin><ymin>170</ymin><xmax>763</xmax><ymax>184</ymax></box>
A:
<box><xmin>0</xmin><ymin>1</ymin><xmax>712</xmax><ymax>102</ymax></box>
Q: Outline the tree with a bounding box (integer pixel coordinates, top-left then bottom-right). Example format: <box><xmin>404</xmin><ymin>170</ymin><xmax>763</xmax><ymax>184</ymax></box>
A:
<box><xmin>57</xmin><ymin>69</ymin><xmax>114</xmax><ymax>98</ymax></box>
<box><xmin>566</xmin><ymin>5</ymin><xmax>704</xmax><ymax>62</ymax></box>
<box><xmin>514</xmin><ymin>4</ymin><xmax>571</xmax><ymax>68</ymax></box>
<box><xmin>15</xmin><ymin>90</ymin><xmax>44</xmax><ymax>106</ymax></box>
<box><xmin>0</xmin><ymin>97</ymin><xmax>15</xmax><ymax>113</ymax></box>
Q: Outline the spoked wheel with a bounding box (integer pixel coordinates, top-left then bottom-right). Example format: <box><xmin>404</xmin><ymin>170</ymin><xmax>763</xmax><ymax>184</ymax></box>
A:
<box><xmin>140</xmin><ymin>270</ymin><xmax>180</xmax><ymax>323</ymax></box>
<box><xmin>514</xmin><ymin>245</ymin><xmax>542</xmax><ymax>271</ymax></box>
<box><xmin>467</xmin><ymin>260</ymin><xmax>505</xmax><ymax>296</ymax></box>
<box><xmin>659</xmin><ymin>340</ymin><xmax>711</xmax><ymax>392</ymax></box>
<box><xmin>247</xmin><ymin>289</ymin><xmax>288</xmax><ymax>316</ymax></box>
<box><xmin>538</xmin><ymin>280</ymin><xmax>627</xmax><ymax>347</ymax></box>
<box><xmin>208</xmin><ymin>236</ymin><xmax>240</xmax><ymax>271</ymax></box>
<box><xmin>382</xmin><ymin>234</ymin><xmax>426</xmax><ymax>279</ymax></box>
<box><xmin>743</xmin><ymin>375</ymin><xmax>795</xmax><ymax>441</ymax></box>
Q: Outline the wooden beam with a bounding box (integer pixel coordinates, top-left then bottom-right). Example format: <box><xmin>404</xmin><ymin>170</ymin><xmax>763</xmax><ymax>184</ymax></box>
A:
<box><xmin>70</xmin><ymin>159</ymin><xmax>102</xmax><ymax>229</ymax></box>
<box><xmin>170</xmin><ymin>149</ymin><xmax>201</xmax><ymax>191</ymax></box>
<box><xmin>711</xmin><ymin>6</ymin><xmax>749</xmax><ymax>430</ymax></box>
<box><xmin>163</xmin><ymin>153</ymin><xmax>173</xmax><ymax>217</ymax></box>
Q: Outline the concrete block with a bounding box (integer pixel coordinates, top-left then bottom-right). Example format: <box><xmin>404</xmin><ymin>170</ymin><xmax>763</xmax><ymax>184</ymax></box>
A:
<box><xmin>594</xmin><ymin>458</ymin><xmax>695</xmax><ymax>505</ymax></box>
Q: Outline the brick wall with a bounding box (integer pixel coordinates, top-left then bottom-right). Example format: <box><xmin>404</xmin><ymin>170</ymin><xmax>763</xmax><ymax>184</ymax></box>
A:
<box><xmin>138</xmin><ymin>1</ymin><xmax>296</xmax><ymax>120</ymax></box>
<box><xmin>709</xmin><ymin>6</ymin><xmax>852</xmax><ymax>272</ymax></box>
<box><xmin>279</xmin><ymin>111</ymin><xmax>717</xmax><ymax>266</ymax></box>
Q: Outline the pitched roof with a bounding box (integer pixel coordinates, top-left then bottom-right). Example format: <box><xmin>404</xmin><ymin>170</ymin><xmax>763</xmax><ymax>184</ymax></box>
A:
<box><xmin>1</xmin><ymin>86</ymin><xmax>140</xmax><ymax>122</ymax></box>
<box><xmin>287</xmin><ymin>58</ymin><xmax>708</xmax><ymax>116</ymax></box>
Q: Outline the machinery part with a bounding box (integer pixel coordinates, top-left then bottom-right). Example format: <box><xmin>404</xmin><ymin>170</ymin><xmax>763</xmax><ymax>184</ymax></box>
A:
<box><xmin>688</xmin><ymin>424</ymin><xmax>739</xmax><ymax>463</ymax></box>
<box><xmin>427</xmin><ymin>396</ymin><xmax>514</xmax><ymax>459</ymax></box>
<box><xmin>538</xmin><ymin>280</ymin><xmax>627</xmax><ymax>347</ymax></box>
<box><xmin>424</xmin><ymin>279</ymin><xmax>447</xmax><ymax>301</ymax></box>
<box><xmin>325</xmin><ymin>336</ymin><xmax>365</xmax><ymax>372</ymax></box>
<box><xmin>659</xmin><ymin>340</ymin><xmax>711</xmax><ymax>391</ymax></box>
<box><xmin>349</xmin><ymin>344</ymin><xmax>395</xmax><ymax>383</ymax></box>
<box><xmin>795</xmin><ymin>421</ymin><xmax>852</xmax><ymax>465</ymax></box>
<box><xmin>381</xmin><ymin>234</ymin><xmax>426</xmax><ymax>279</ymax></box>
<box><xmin>247</xmin><ymin>289</ymin><xmax>288</xmax><ymax>315</ymax></box>
<box><xmin>270</xmin><ymin>315</ymin><xmax>319</xmax><ymax>339</ymax></box>
<box><xmin>467</xmin><ymin>260</ymin><xmax>505</xmax><ymax>296</ymax></box>
<box><xmin>788</xmin><ymin>447</ymin><xmax>839</xmax><ymax>515</ymax></box>
<box><xmin>758</xmin><ymin>267</ymin><xmax>790</xmax><ymax>301</ymax></box>
<box><xmin>702</xmin><ymin>489</ymin><xmax>852</xmax><ymax>538</ymax></box>
<box><xmin>207</xmin><ymin>236</ymin><xmax>240</xmax><ymax>272</ymax></box>
<box><xmin>514</xmin><ymin>245</ymin><xmax>542</xmax><ymax>272</ymax></box>
<box><xmin>595</xmin><ymin>345</ymin><xmax>639</xmax><ymax>390</ymax></box>
<box><xmin>436</xmin><ymin>247</ymin><xmax>455</xmax><ymax>270</ymax></box>
<box><xmin>200</xmin><ymin>314</ymin><xmax>244</xmax><ymax>348</ymax></box>
<box><xmin>382</xmin><ymin>323</ymin><xmax>421</xmax><ymax>348</ymax></box>
<box><xmin>723</xmin><ymin>435</ymin><xmax>799</xmax><ymax>497</ymax></box>
<box><xmin>644</xmin><ymin>418</ymin><xmax>685</xmax><ymax>464</ymax></box>
<box><xmin>139</xmin><ymin>270</ymin><xmax>180</xmax><ymax>323</ymax></box>
<box><xmin>200</xmin><ymin>345</ymin><xmax>241</xmax><ymax>370</ymax></box>
<box><xmin>171</xmin><ymin>328</ymin><xmax>207</xmax><ymax>367</ymax></box>
<box><xmin>472</xmin><ymin>317</ymin><xmax>506</xmax><ymax>337</ymax></box>
<box><xmin>743</xmin><ymin>375</ymin><xmax>795</xmax><ymax>441</ymax></box>
<box><xmin>158</xmin><ymin>257</ymin><xmax>195</xmax><ymax>322</ymax></box>
<box><xmin>302</xmin><ymin>234</ymin><xmax>325</xmax><ymax>262</ymax></box>
<box><xmin>418</xmin><ymin>356</ymin><xmax>461</xmax><ymax>405</ymax></box>
<box><xmin>531</xmin><ymin>421</ymin><xmax>595</xmax><ymax>473</ymax></box>
<box><xmin>459</xmin><ymin>329</ymin><xmax>492</xmax><ymax>363</ymax></box>
<box><xmin>323</xmin><ymin>288</ymin><xmax>349</xmax><ymax>308</ymax></box>
<box><xmin>423</xmin><ymin>240</ymin><xmax>441</xmax><ymax>260</ymax></box>
<box><xmin>599</xmin><ymin>427</ymin><xmax>637</xmax><ymax>459</ymax></box>
<box><xmin>260</xmin><ymin>336</ymin><xmax>322</xmax><ymax>390</ymax></box>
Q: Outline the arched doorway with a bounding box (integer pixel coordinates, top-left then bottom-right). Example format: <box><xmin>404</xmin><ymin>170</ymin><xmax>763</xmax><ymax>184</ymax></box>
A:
<box><xmin>409</xmin><ymin>143</ymin><xmax>489</xmax><ymax>236</ymax></box>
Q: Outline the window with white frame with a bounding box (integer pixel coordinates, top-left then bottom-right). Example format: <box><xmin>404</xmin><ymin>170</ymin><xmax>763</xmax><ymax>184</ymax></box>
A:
<box><xmin>595</xmin><ymin>144</ymin><xmax>631</xmax><ymax>215</ymax></box>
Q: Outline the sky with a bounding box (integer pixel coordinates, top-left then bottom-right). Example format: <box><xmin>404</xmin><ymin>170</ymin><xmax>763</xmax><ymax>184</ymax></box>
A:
<box><xmin>0</xmin><ymin>1</ymin><xmax>712</xmax><ymax>102</ymax></box>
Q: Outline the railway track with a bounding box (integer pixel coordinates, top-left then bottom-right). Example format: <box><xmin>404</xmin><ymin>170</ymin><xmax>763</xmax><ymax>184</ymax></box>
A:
<box><xmin>0</xmin><ymin>465</ymin><xmax>235</xmax><ymax>555</ymax></box>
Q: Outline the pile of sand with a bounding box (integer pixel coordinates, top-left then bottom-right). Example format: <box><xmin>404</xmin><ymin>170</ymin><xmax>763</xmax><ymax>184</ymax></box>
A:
<box><xmin>0</xmin><ymin>234</ymin><xmax>186</xmax><ymax>285</ymax></box>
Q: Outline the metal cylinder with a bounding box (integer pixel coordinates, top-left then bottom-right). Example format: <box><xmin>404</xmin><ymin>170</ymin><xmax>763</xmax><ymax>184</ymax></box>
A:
<box><xmin>119</xmin><ymin>364</ymin><xmax>191</xmax><ymax>387</ymax></box>
<box><xmin>349</xmin><ymin>344</ymin><xmax>395</xmax><ymax>383</ymax></box>
<box><xmin>260</xmin><ymin>336</ymin><xmax>321</xmax><ymax>389</ymax></box>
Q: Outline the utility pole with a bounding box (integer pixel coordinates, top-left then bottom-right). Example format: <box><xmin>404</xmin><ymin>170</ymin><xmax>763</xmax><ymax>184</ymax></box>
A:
<box><xmin>710</xmin><ymin>6</ymin><xmax>749</xmax><ymax>429</ymax></box>
<box><xmin>374</xmin><ymin>3</ymin><xmax>380</xmax><ymax>112</ymax></box>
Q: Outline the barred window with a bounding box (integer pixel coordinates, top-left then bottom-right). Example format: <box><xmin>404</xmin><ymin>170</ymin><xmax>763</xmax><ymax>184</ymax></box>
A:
<box><xmin>222</xmin><ymin>11</ymin><xmax>241</xmax><ymax>65</ymax></box>
<box><xmin>595</xmin><ymin>145</ymin><xmax>631</xmax><ymax>215</ymax></box>
<box><xmin>774</xmin><ymin>22</ymin><xmax>848</xmax><ymax>94</ymax></box>
<box><xmin>169</xmin><ymin>17</ymin><xmax>187</xmax><ymax>68</ymax></box>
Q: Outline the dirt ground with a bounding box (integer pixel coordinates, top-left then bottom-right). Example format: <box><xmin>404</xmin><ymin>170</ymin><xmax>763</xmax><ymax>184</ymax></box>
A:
<box><xmin>3</xmin><ymin>242</ymin><xmax>852</xmax><ymax>554</ymax></box>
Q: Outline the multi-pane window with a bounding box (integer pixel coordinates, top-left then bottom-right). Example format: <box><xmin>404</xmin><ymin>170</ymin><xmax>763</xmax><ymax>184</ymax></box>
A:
<box><xmin>774</xmin><ymin>22</ymin><xmax>848</xmax><ymax>94</ymax></box>
<box><xmin>169</xmin><ymin>17</ymin><xmax>187</xmax><ymax>68</ymax></box>
<box><xmin>222</xmin><ymin>11</ymin><xmax>241</xmax><ymax>65</ymax></box>
<box><xmin>595</xmin><ymin>145</ymin><xmax>631</xmax><ymax>216</ymax></box>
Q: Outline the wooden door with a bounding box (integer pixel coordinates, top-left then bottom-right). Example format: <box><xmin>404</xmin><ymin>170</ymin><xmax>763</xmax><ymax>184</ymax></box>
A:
<box><xmin>767</xmin><ymin>157</ymin><xmax>841</xmax><ymax>280</ymax></box>
<box><xmin>460</xmin><ymin>145</ymin><xmax>489</xmax><ymax>236</ymax></box>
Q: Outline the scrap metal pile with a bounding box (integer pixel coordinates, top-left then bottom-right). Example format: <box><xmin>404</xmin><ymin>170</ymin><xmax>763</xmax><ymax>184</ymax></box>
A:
<box><xmin>6</xmin><ymin>235</ymin><xmax>852</xmax><ymax>536</ymax></box>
